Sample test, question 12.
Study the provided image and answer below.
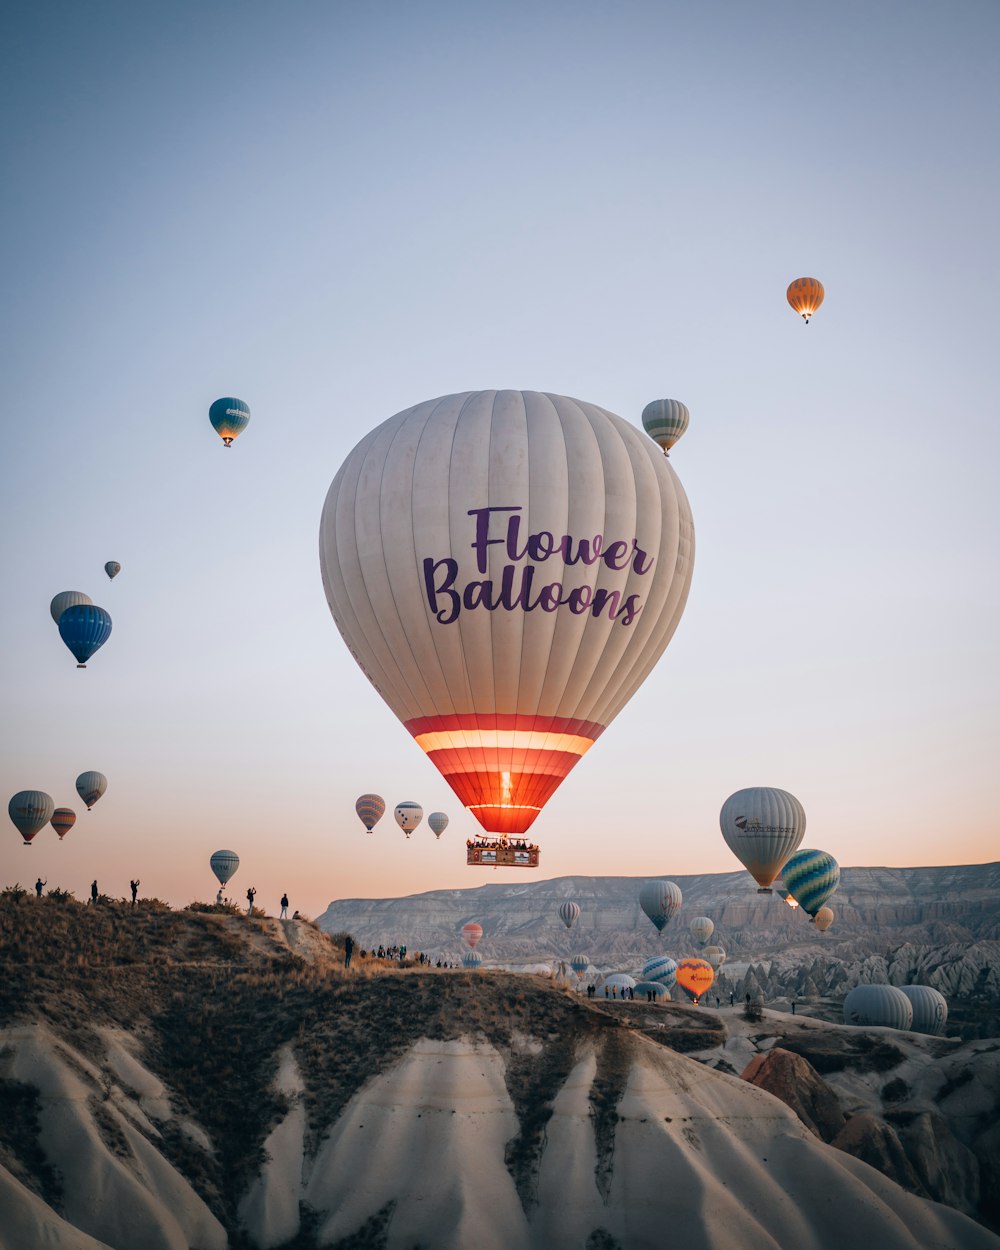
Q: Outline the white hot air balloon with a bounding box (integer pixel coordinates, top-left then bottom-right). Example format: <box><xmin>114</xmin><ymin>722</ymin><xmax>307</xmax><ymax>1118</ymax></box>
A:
<box><xmin>639</xmin><ymin>880</ymin><xmax>682</xmax><ymax>932</ymax></box>
<box><xmin>210</xmin><ymin>850</ymin><xmax>240</xmax><ymax>887</ymax></box>
<box><xmin>50</xmin><ymin>591</ymin><xmax>92</xmax><ymax>624</ymax></box>
<box><xmin>394</xmin><ymin>801</ymin><xmax>423</xmax><ymax>838</ymax></box>
<box><xmin>558</xmin><ymin>901</ymin><xmax>581</xmax><ymax>929</ymax></box>
<box><xmin>428</xmin><ymin>811</ymin><xmax>449</xmax><ymax>839</ymax></box>
<box><xmin>843</xmin><ymin>985</ymin><xmax>913</xmax><ymax>1031</ymax></box>
<box><xmin>319</xmin><ymin>391</ymin><xmax>694</xmax><ymax>862</ymax></box>
<box><xmin>690</xmin><ymin>916</ymin><xmax>714</xmax><ymax>947</ymax></box>
<box><xmin>899</xmin><ymin>985</ymin><xmax>948</xmax><ymax>1036</ymax></box>
<box><xmin>720</xmin><ymin>787</ymin><xmax>805</xmax><ymax>892</ymax></box>
<box><xmin>75</xmin><ymin>771</ymin><xmax>107</xmax><ymax>810</ymax></box>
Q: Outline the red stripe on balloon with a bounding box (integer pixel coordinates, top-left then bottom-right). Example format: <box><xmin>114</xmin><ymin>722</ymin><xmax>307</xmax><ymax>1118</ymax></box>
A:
<box><xmin>404</xmin><ymin>713</ymin><xmax>606</xmax><ymax>739</ymax></box>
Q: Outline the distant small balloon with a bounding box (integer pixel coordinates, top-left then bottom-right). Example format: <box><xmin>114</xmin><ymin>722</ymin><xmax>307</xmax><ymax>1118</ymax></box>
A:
<box><xmin>75</xmin><ymin>772</ymin><xmax>107</xmax><ymax>810</ymax></box>
<box><xmin>814</xmin><ymin>906</ymin><xmax>834</xmax><ymax>932</ymax></box>
<box><xmin>50</xmin><ymin>591</ymin><xmax>92</xmax><ymax>624</ymax></box>
<box><xmin>104</xmin><ymin>562</ymin><xmax>121</xmax><ymax>580</ymax></box>
<box><xmin>462</xmin><ymin>949</ymin><xmax>483</xmax><ymax>971</ymax></box>
<box><xmin>210</xmin><ymin>849</ymin><xmax>240</xmax><ymax>887</ymax></box>
<box><xmin>461</xmin><ymin>921</ymin><xmax>483</xmax><ymax>949</ymax></box>
<box><xmin>428</xmin><ymin>811</ymin><xmax>449</xmax><ymax>839</ymax></box>
<box><xmin>703</xmin><ymin>945</ymin><xmax>726</xmax><ymax>971</ymax></box>
<box><xmin>356</xmin><ymin>794</ymin><xmax>386</xmax><ymax>834</ymax></box>
<box><xmin>690</xmin><ymin>916</ymin><xmax>714</xmax><ymax>947</ymax></box>
<box><xmin>675</xmin><ymin>957</ymin><xmax>715</xmax><ymax>1002</ymax></box>
<box><xmin>209</xmin><ymin>397</ymin><xmax>250</xmax><ymax>447</ymax></box>
<box><xmin>558</xmin><ymin>901</ymin><xmax>581</xmax><ymax>929</ymax></box>
<box><xmin>570</xmin><ymin>953</ymin><xmax>590</xmax><ymax>978</ymax></box>
<box><xmin>9</xmin><ymin>791</ymin><xmax>55</xmax><ymax>845</ymax></box>
<box><xmin>58</xmin><ymin>604</ymin><xmax>112</xmax><ymax>668</ymax></box>
<box><xmin>639</xmin><ymin>880</ymin><xmax>682</xmax><ymax>933</ymax></box>
<box><xmin>786</xmin><ymin>277</ymin><xmax>825</xmax><ymax>324</ymax></box>
<box><xmin>394</xmin><ymin>801</ymin><xmax>423</xmax><ymax>839</ymax></box>
<box><xmin>50</xmin><ymin>808</ymin><xmax>77</xmax><ymax>840</ymax></box>
<box><xmin>641</xmin><ymin>398</ymin><xmax>690</xmax><ymax>456</ymax></box>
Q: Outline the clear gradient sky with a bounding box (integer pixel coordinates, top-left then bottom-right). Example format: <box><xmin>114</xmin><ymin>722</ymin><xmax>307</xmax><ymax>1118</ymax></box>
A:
<box><xmin>1</xmin><ymin>1</ymin><xmax>998</xmax><ymax>919</ymax></box>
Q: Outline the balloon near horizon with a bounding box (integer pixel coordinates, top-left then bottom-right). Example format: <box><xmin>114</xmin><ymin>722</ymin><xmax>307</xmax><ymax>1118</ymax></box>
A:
<box><xmin>319</xmin><ymin>390</ymin><xmax>694</xmax><ymax>864</ymax></box>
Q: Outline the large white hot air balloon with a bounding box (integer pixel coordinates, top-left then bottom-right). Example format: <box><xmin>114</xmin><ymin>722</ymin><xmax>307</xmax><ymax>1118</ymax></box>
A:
<box><xmin>319</xmin><ymin>391</ymin><xmax>694</xmax><ymax>858</ymax></box>
<box><xmin>720</xmin><ymin>787</ymin><xmax>805</xmax><ymax>892</ymax></box>
<box><xmin>394</xmin><ymin>802</ymin><xmax>423</xmax><ymax>838</ymax></box>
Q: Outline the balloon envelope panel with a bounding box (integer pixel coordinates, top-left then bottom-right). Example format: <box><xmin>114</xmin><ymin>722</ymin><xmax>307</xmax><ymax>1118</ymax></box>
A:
<box><xmin>720</xmin><ymin>787</ymin><xmax>805</xmax><ymax>889</ymax></box>
<box><xmin>843</xmin><ymin>985</ymin><xmax>913</xmax><ymax>1030</ymax></box>
<box><xmin>782</xmin><ymin>849</ymin><xmax>840</xmax><ymax>917</ymax></box>
<box><xmin>899</xmin><ymin>985</ymin><xmax>948</xmax><ymax>1035</ymax></box>
<box><xmin>319</xmin><ymin>390</ymin><xmax>695</xmax><ymax>839</ymax></box>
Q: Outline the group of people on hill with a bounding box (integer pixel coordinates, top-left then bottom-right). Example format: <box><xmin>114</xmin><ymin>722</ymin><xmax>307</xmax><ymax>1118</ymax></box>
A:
<box><xmin>33</xmin><ymin>878</ymin><xmax>140</xmax><ymax>907</ymax></box>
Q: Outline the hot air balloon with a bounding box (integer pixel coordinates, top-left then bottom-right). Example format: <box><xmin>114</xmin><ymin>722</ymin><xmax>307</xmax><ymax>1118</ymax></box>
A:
<box><xmin>58</xmin><ymin>604</ymin><xmax>112</xmax><ymax>668</ymax></box>
<box><xmin>394</xmin><ymin>801</ymin><xmax>423</xmax><ymax>838</ymax></box>
<box><xmin>634</xmin><ymin>981</ymin><xmax>670</xmax><ymax>1001</ymax></box>
<box><xmin>462</xmin><ymin>949</ymin><xmax>483</xmax><ymax>971</ymax></box>
<box><xmin>704</xmin><ymin>945</ymin><xmax>726</xmax><ymax>971</ymax></box>
<box><xmin>209</xmin><ymin>397</ymin><xmax>250</xmax><ymax>447</ymax></box>
<box><xmin>356</xmin><ymin>794</ymin><xmax>386</xmax><ymax>834</ymax></box>
<box><xmin>50</xmin><ymin>808</ymin><xmax>76</xmax><ymax>840</ymax></box>
<box><xmin>462</xmin><ymin>921</ymin><xmax>483</xmax><ymax>949</ymax></box>
<box><xmin>675</xmin><ymin>957</ymin><xmax>714</xmax><ymax>1002</ymax></box>
<box><xmin>570</xmin><ymin>953</ymin><xmax>590</xmax><ymax>979</ymax></box>
<box><xmin>843</xmin><ymin>985</ymin><xmax>912</xmax><ymax>1030</ymax></box>
<box><xmin>428</xmin><ymin>811</ymin><xmax>449</xmax><ymax>839</ymax></box>
<box><xmin>781</xmin><ymin>849</ymin><xmax>840</xmax><ymax>918</ymax></box>
<box><xmin>210</xmin><ymin>849</ymin><xmax>240</xmax><ymax>887</ymax></box>
<box><xmin>75</xmin><ymin>772</ymin><xmax>107</xmax><ymax>809</ymax></box>
<box><xmin>899</xmin><ymin>986</ymin><xmax>948</xmax><ymax>1036</ymax></box>
<box><xmin>775</xmin><ymin>886</ymin><xmax>799</xmax><ymax>910</ymax></box>
<box><xmin>690</xmin><ymin>916</ymin><xmax>714</xmax><ymax>947</ymax></box>
<box><xmin>786</xmin><ymin>277</ymin><xmax>824</xmax><ymax>324</ymax></box>
<box><xmin>104</xmin><ymin>562</ymin><xmax>121</xmax><ymax>580</ymax></box>
<box><xmin>50</xmin><ymin>591</ymin><xmax>92</xmax><ymax>624</ymax></box>
<box><xmin>319</xmin><ymin>391</ymin><xmax>694</xmax><ymax>862</ymax></box>
<box><xmin>600</xmin><ymin>973</ymin><xmax>636</xmax><ymax>995</ymax></box>
<box><xmin>814</xmin><ymin>906</ymin><xmax>834</xmax><ymax>932</ymax></box>
<box><xmin>641</xmin><ymin>398</ymin><xmax>690</xmax><ymax>456</ymax></box>
<box><xmin>9</xmin><ymin>791</ymin><xmax>54</xmax><ymax>845</ymax></box>
<box><xmin>640</xmin><ymin>955</ymin><xmax>677</xmax><ymax>988</ymax></box>
<box><xmin>720</xmin><ymin>787</ymin><xmax>805</xmax><ymax>892</ymax></box>
<box><xmin>639</xmin><ymin>880</ymin><xmax>682</xmax><ymax>933</ymax></box>
<box><xmin>558</xmin><ymin>901</ymin><xmax>581</xmax><ymax>929</ymax></box>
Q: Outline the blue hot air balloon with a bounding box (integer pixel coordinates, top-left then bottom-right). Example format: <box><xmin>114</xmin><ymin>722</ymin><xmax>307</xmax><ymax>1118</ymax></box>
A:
<box><xmin>58</xmin><ymin>605</ymin><xmax>112</xmax><ymax>668</ymax></box>
<box><xmin>570</xmin><ymin>953</ymin><xmax>590</xmax><ymax>979</ymax></box>
<box><xmin>462</xmin><ymin>950</ymin><xmax>483</xmax><ymax>971</ymax></box>
<box><xmin>640</xmin><ymin>955</ymin><xmax>678</xmax><ymax>988</ymax></box>
<box><xmin>781</xmin><ymin>848</ymin><xmax>840</xmax><ymax>919</ymax></box>
<box><xmin>209</xmin><ymin>397</ymin><xmax>250</xmax><ymax>448</ymax></box>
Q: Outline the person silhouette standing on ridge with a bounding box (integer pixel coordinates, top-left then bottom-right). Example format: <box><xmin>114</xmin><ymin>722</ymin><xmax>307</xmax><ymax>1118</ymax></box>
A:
<box><xmin>130</xmin><ymin>880</ymin><xmax>140</xmax><ymax>908</ymax></box>
<box><xmin>90</xmin><ymin>880</ymin><xmax>99</xmax><ymax>906</ymax></box>
<box><xmin>280</xmin><ymin>893</ymin><xmax>289</xmax><ymax>919</ymax></box>
<box><xmin>246</xmin><ymin>886</ymin><xmax>256</xmax><ymax>914</ymax></box>
<box><xmin>344</xmin><ymin>935</ymin><xmax>355</xmax><ymax>967</ymax></box>
<box><xmin>35</xmin><ymin>878</ymin><xmax>46</xmax><ymax>898</ymax></box>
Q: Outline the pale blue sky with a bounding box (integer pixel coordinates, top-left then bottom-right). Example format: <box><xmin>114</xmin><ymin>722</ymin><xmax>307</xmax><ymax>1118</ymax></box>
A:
<box><xmin>2</xmin><ymin>1</ymin><xmax>998</xmax><ymax>916</ymax></box>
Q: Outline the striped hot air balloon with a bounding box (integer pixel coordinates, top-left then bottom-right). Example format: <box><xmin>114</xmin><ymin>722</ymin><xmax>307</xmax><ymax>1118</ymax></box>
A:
<box><xmin>394</xmin><ymin>801</ymin><xmax>423</xmax><ymax>838</ymax></box>
<box><xmin>843</xmin><ymin>985</ymin><xmax>912</xmax><ymax>1030</ymax></box>
<box><xmin>641</xmin><ymin>398</ymin><xmax>689</xmax><ymax>456</ymax></box>
<box><xmin>690</xmin><ymin>916</ymin><xmax>714</xmax><ymax>947</ymax></box>
<box><xmin>428</xmin><ymin>811</ymin><xmax>449</xmax><ymax>839</ymax></box>
<box><xmin>319</xmin><ymin>391</ymin><xmax>694</xmax><ymax>851</ymax></box>
<box><xmin>786</xmin><ymin>277</ymin><xmax>824</xmax><ymax>324</ymax></box>
<box><xmin>640</xmin><ymin>955</ymin><xmax>677</xmax><ymax>988</ymax></box>
<box><xmin>8</xmin><ymin>791</ymin><xmax>54</xmax><ymax>845</ymax></box>
<box><xmin>50</xmin><ymin>591</ymin><xmax>92</xmax><ymax>624</ymax></box>
<box><xmin>462</xmin><ymin>950</ymin><xmax>483</xmax><ymax>971</ymax></box>
<box><xmin>703</xmin><ymin>945</ymin><xmax>726</xmax><ymax>971</ymax></box>
<box><xmin>781</xmin><ymin>849</ymin><xmax>840</xmax><ymax>919</ymax></box>
<box><xmin>639</xmin><ymin>880</ymin><xmax>682</xmax><ymax>933</ymax></box>
<box><xmin>720</xmin><ymin>787</ymin><xmax>806</xmax><ymax>892</ymax></box>
<box><xmin>461</xmin><ymin>921</ymin><xmax>483</xmax><ymax>949</ymax></box>
<box><xmin>75</xmin><ymin>772</ymin><xmax>107</xmax><ymax>810</ymax></box>
<box><xmin>899</xmin><ymin>986</ymin><xmax>948</xmax><ymax>1036</ymax></box>
<box><xmin>58</xmin><ymin>604</ymin><xmax>112</xmax><ymax>668</ymax></box>
<box><xmin>209</xmin><ymin>397</ymin><xmax>250</xmax><ymax>447</ymax></box>
<box><xmin>356</xmin><ymin>794</ymin><xmax>386</xmax><ymax>834</ymax></box>
<box><xmin>558</xmin><ymin>901</ymin><xmax>580</xmax><ymax>929</ymax></box>
<box><xmin>634</xmin><ymin>981</ymin><xmax>670</xmax><ymax>1000</ymax></box>
<box><xmin>51</xmin><ymin>808</ymin><xmax>77</xmax><ymax>840</ymax></box>
<box><xmin>570</xmin><ymin>953</ymin><xmax>590</xmax><ymax>979</ymax></box>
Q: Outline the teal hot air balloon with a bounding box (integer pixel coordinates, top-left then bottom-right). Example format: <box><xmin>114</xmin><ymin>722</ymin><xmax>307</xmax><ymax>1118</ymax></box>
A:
<box><xmin>781</xmin><ymin>848</ymin><xmax>840</xmax><ymax>919</ymax></box>
<box><xmin>58</xmin><ymin>604</ymin><xmax>112</xmax><ymax>668</ymax></box>
<box><xmin>462</xmin><ymin>950</ymin><xmax>483</xmax><ymax>972</ymax></box>
<box><xmin>209</xmin><ymin>397</ymin><xmax>250</xmax><ymax>448</ymax></box>
<box><xmin>639</xmin><ymin>880</ymin><xmax>682</xmax><ymax>933</ymax></box>
<box><xmin>356</xmin><ymin>794</ymin><xmax>386</xmax><ymax>834</ymax></box>
<box><xmin>210</xmin><ymin>850</ymin><xmax>240</xmax><ymax>887</ymax></box>
<box><xmin>104</xmin><ymin>562</ymin><xmax>121</xmax><ymax>580</ymax></box>
<box><xmin>50</xmin><ymin>591</ymin><xmax>92</xmax><ymax>624</ymax></box>
<box><xmin>641</xmin><ymin>398</ymin><xmax>690</xmax><ymax>456</ymax></box>
<box><xmin>640</xmin><ymin>955</ymin><xmax>677</xmax><ymax>988</ymax></box>
<box><xmin>570</xmin><ymin>953</ymin><xmax>590</xmax><ymax>979</ymax></box>
<box><xmin>9</xmin><ymin>791</ymin><xmax>55</xmax><ymax>845</ymax></box>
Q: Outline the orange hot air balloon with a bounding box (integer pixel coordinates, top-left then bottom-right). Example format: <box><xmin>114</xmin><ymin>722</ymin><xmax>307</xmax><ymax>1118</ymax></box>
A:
<box><xmin>675</xmin><ymin>957</ymin><xmax>715</xmax><ymax>1002</ymax></box>
<box><xmin>786</xmin><ymin>277</ymin><xmax>824</xmax><ymax>324</ymax></box>
<box><xmin>319</xmin><ymin>391</ymin><xmax>695</xmax><ymax>850</ymax></box>
<box><xmin>50</xmin><ymin>808</ymin><xmax>77</xmax><ymax>840</ymax></box>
